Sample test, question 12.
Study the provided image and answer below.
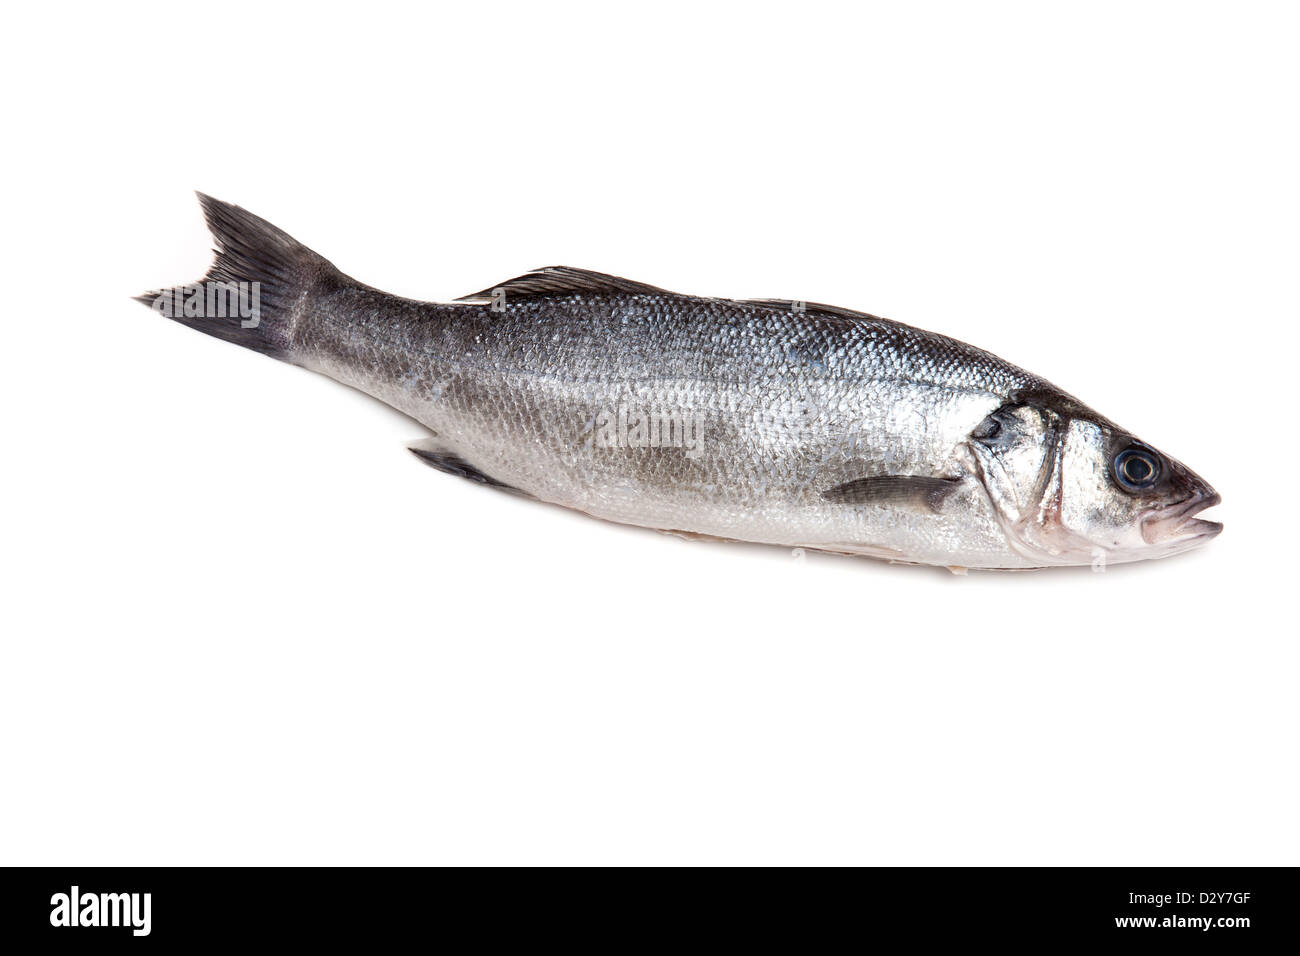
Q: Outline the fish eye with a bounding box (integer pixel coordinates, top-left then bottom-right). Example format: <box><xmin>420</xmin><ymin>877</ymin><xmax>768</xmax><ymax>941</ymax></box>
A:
<box><xmin>1113</xmin><ymin>447</ymin><xmax>1161</xmax><ymax>491</ymax></box>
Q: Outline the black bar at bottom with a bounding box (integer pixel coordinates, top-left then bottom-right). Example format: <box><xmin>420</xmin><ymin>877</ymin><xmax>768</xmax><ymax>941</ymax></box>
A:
<box><xmin>0</xmin><ymin>866</ymin><xmax>1293</xmax><ymax>946</ymax></box>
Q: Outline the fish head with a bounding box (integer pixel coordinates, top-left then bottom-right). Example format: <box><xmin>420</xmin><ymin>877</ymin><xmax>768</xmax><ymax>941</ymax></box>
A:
<box><xmin>966</xmin><ymin>395</ymin><xmax>1221</xmax><ymax>566</ymax></box>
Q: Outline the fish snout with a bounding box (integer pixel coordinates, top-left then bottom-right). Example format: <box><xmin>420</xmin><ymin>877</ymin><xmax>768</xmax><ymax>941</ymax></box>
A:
<box><xmin>1141</xmin><ymin>459</ymin><xmax>1223</xmax><ymax>544</ymax></box>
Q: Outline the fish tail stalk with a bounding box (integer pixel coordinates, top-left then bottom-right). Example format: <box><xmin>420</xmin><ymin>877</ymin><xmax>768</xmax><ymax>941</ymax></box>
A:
<box><xmin>134</xmin><ymin>193</ymin><xmax>343</xmax><ymax>359</ymax></box>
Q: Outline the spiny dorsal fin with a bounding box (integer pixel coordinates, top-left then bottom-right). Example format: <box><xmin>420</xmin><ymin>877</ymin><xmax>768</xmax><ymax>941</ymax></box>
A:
<box><xmin>456</xmin><ymin>266</ymin><xmax>670</xmax><ymax>304</ymax></box>
<box><xmin>740</xmin><ymin>298</ymin><xmax>886</xmax><ymax>323</ymax></box>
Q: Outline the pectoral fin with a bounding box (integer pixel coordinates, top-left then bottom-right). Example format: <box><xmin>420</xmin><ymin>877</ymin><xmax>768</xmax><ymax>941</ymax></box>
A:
<box><xmin>821</xmin><ymin>475</ymin><xmax>963</xmax><ymax>513</ymax></box>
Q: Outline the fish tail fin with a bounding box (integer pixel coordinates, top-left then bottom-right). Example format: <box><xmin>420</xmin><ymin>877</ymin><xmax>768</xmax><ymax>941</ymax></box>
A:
<box><xmin>134</xmin><ymin>193</ymin><xmax>344</xmax><ymax>358</ymax></box>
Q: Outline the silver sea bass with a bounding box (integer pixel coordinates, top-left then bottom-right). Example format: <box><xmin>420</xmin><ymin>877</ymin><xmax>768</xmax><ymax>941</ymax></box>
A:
<box><xmin>139</xmin><ymin>195</ymin><xmax>1222</xmax><ymax>570</ymax></box>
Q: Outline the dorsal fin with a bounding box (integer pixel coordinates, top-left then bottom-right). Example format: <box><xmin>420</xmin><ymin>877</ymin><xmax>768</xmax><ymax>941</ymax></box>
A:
<box><xmin>739</xmin><ymin>298</ymin><xmax>886</xmax><ymax>323</ymax></box>
<box><xmin>456</xmin><ymin>266</ymin><xmax>670</xmax><ymax>304</ymax></box>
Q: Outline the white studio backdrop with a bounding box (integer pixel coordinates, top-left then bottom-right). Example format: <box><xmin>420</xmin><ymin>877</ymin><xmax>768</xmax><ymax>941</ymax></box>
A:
<box><xmin>1</xmin><ymin>1</ymin><xmax>1296</xmax><ymax>865</ymax></box>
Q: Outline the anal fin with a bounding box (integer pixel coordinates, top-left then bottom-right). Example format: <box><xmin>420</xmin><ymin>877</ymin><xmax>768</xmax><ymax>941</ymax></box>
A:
<box><xmin>407</xmin><ymin>439</ymin><xmax>527</xmax><ymax>495</ymax></box>
<box><xmin>657</xmin><ymin>528</ymin><xmax>747</xmax><ymax>545</ymax></box>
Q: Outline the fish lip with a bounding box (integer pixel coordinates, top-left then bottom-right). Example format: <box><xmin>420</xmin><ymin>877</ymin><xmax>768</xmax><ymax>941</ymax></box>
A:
<box><xmin>1141</xmin><ymin>491</ymin><xmax>1224</xmax><ymax>544</ymax></box>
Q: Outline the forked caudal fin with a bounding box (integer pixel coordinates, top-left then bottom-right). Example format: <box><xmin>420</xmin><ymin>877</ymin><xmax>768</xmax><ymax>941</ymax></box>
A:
<box><xmin>134</xmin><ymin>193</ymin><xmax>346</xmax><ymax>358</ymax></box>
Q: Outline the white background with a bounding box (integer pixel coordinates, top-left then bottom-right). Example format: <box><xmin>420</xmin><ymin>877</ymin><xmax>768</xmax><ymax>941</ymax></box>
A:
<box><xmin>3</xmin><ymin>2</ymin><xmax>1296</xmax><ymax>865</ymax></box>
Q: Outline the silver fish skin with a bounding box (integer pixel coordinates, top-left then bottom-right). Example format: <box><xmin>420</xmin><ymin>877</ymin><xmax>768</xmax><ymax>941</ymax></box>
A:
<box><xmin>139</xmin><ymin>195</ymin><xmax>1222</xmax><ymax>570</ymax></box>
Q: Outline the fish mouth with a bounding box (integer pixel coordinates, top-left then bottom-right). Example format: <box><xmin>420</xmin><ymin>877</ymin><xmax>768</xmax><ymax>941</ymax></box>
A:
<box><xmin>1141</xmin><ymin>491</ymin><xmax>1224</xmax><ymax>545</ymax></box>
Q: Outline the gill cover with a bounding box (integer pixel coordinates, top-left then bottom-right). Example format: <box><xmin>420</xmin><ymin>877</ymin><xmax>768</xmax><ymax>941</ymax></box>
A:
<box><xmin>966</xmin><ymin>403</ymin><xmax>1098</xmax><ymax>565</ymax></box>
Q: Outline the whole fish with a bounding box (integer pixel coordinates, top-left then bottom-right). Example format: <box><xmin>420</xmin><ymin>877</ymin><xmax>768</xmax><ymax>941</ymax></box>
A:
<box><xmin>138</xmin><ymin>195</ymin><xmax>1221</xmax><ymax>570</ymax></box>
